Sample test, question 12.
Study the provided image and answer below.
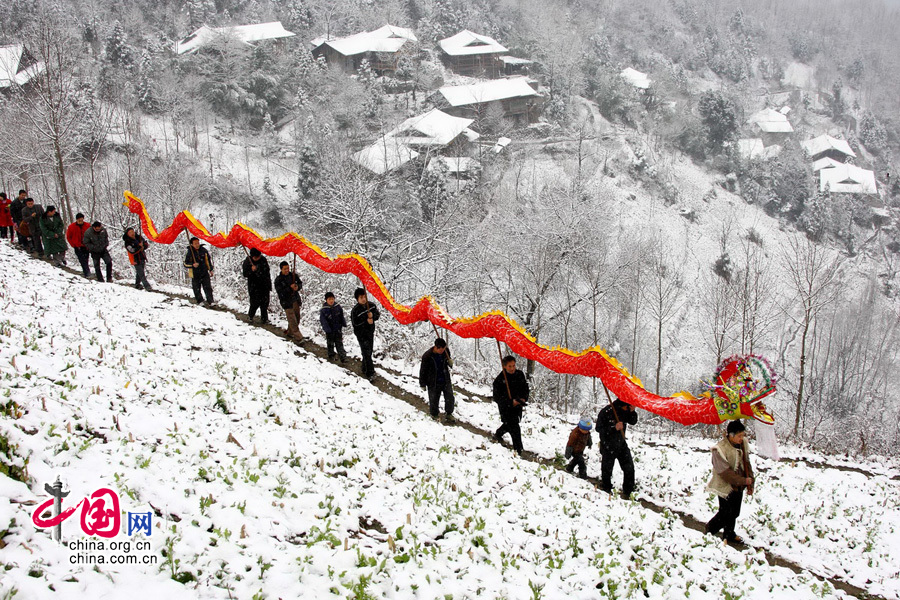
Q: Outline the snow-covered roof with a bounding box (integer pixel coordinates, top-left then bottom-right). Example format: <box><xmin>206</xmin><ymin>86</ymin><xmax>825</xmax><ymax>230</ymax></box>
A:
<box><xmin>427</xmin><ymin>156</ymin><xmax>480</xmax><ymax>174</ymax></box>
<box><xmin>387</xmin><ymin>109</ymin><xmax>479</xmax><ymax>147</ymax></box>
<box><xmin>620</xmin><ymin>67</ymin><xmax>651</xmax><ymax>89</ymax></box>
<box><xmin>352</xmin><ymin>139</ymin><xmax>419</xmax><ymax>174</ymax></box>
<box><xmin>802</xmin><ymin>134</ymin><xmax>856</xmax><ymax>159</ymax></box>
<box><xmin>439</xmin><ymin>30</ymin><xmax>508</xmax><ymax>57</ymax></box>
<box><xmin>737</xmin><ymin>138</ymin><xmax>782</xmax><ymax>160</ymax></box>
<box><xmin>812</xmin><ymin>156</ymin><xmax>845</xmax><ymax>172</ymax></box>
<box><xmin>0</xmin><ymin>44</ymin><xmax>44</xmax><ymax>88</ymax></box>
<box><xmin>315</xmin><ymin>24</ymin><xmax>417</xmax><ymax>56</ymax></box>
<box><xmin>176</xmin><ymin>22</ymin><xmax>296</xmax><ymax>54</ymax></box>
<box><xmin>438</xmin><ymin>77</ymin><xmax>537</xmax><ymax>107</ymax></box>
<box><xmin>748</xmin><ymin>108</ymin><xmax>793</xmax><ymax>133</ymax></box>
<box><xmin>492</xmin><ymin>137</ymin><xmax>512</xmax><ymax>153</ymax></box>
<box><xmin>819</xmin><ymin>164</ymin><xmax>877</xmax><ymax>194</ymax></box>
<box><xmin>500</xmin><ymin>56</ymin><xmax>533</xmax><ymax>66</ymax></box>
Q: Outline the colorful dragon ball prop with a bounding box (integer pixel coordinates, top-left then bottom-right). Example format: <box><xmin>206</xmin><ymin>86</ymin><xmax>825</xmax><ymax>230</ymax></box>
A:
<box><xmin>123</xmin><ymin>191</ymin><xmax>775</xmax><ymax>427</ymax></box>
<box><xmin>703</xmin><ymin>355</ymin><xmax>777</xmax><ymax>424</ymax></box>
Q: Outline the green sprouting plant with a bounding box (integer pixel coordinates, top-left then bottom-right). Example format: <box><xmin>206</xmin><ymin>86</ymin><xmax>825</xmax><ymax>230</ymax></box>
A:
<box><xmin>347</xmin><ymin>574</ymin><xmax>375</xmax><ymax>600</ymax></box>
<box><xmin>0</xmin><ymin>430</ymin><xmax>28</xmax><ymax>483</ymax></box>
<box><xmin>307</xmin><ymin>524</ymin><xmax>340</xmax><ymax>549</ymax></box>
<box><xmin>235</xmin><ymin>500</ymin><xmax>246</xmax><ymax>515</ymax></box>
<box><xmin>199</xmin><ymin>494</ymin><xmax>216</xmax><ymax>515</ymax></box>
<box><xmin>257</xmin><ymin>555</ymin><xmax>272</xmax><ymax>577</ymax></box>
<box><xmin>214</xmin><ymin>390</ymin><xmax>228</xmax><ymax>413</ymax></box>
<box><xmin>528</xmin><ymin>579</ymin><xmax>544</xmax><ymax>600</ymax></box>
<box><xmin>567</xmin><ymin>530</ymin><xmax>583</xmax><ymax>557</ymax></box>
<box><xmin>318</xmin><ymin>495</ymin><xmax>342</xmax><ymax>517</ymax></box>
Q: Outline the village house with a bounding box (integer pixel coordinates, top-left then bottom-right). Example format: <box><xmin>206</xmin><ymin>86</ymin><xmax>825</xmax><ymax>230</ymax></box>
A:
<box><xmin>801</xmin><ymin>134</ymin><xmax>857</xmax><ymax>163</ymax></box>
<box><xmin>352</xmin><ymin>138</ymin><xmax>419</xmax><ymax>175</ymax></box>
<box><xmin>352</xmin><ymin>109</ymin><xmax>480</xmax><ymax>175</ymax></box>
<box><xmin>175</xmin><ymin>22</ymin><xmax>296</xmax><ymax>55</ymax></box>
<box><xmin>737</xmin><ymin>138</ymin><xmax>781</xmax><ymax>160</ymax></box>
<box><xmin>427</xmin><ymin>156</ymin><xmax>481</xmax><ymax>181</ymax></box>
<box><xmin>434</xmin><ymin>77</ymin><xmax>541</xmax><ymax>125</ymax></box>
<box><xmin>0</xmin><ymin>44</ymin><xmax>45</xmax><ymax>89</ymax></box>
<box><xmin>439</xmin><ymin>30</ymin><xmax>508</xmax><ymax>78</ymax></box>
<box><xmin>748</xmin><ymin>107</ymin><xmax>793</xmax><ymax>146</ymax></box>
<box><xmin>620</xmin><ymin>67</ymin><xmax>651</xmax><ymax>90</ymax></box>
<box><xmin>818</xmin><ymin>163</ymin><xmax>877</xmax><ymax>195</ymax></box>
<box><xmin>311</xmin><ymin>25</ymin><xmax>417</xmax><ymax>74</ymax></box>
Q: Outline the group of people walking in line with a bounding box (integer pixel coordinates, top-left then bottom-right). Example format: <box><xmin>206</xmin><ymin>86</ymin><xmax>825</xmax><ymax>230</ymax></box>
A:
<box><xmin>0</xmin><ymin>189</ymin><xmax>755</xmax><ymax>545</ymax></box>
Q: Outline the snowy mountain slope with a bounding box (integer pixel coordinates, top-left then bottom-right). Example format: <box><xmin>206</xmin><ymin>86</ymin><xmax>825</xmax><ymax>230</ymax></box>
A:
<box><xmin>0</xmin><ymin>245</ymin><xmax>865</xmax><ymax>600</ymax></box>
<box><xmin>380</xmin><ymin>365</ymin><xmax>900</xmax><ymax>600</ymax></box>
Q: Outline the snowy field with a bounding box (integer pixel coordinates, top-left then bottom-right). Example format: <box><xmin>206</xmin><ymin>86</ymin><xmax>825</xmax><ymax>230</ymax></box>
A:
<box><xmin>1</xmin><ymin>243</ymin><xmax>897</xmax><ymax>600</ymax></box>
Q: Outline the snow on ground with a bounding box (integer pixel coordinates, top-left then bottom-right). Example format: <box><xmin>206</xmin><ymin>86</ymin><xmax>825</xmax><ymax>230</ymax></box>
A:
<box><xmin>380</xmin><ymin>349</ymin><xmax>900</xmax><ymax>599</ymax></box>
<box><xmin>0</xmin><ymin>244</ymin><xmax>871</xmax><ymax>599</ymax></box>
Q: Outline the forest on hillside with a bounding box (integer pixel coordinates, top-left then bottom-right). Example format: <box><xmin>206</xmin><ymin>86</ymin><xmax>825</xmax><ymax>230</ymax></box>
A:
<box><xmin>2</xmin><ymin>0</ymin><xmax>899</xmax><ymax>455</ymax></box>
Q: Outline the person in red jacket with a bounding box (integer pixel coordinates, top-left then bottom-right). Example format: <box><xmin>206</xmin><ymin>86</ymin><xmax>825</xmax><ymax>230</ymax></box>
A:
<box><xmin>0</xmin><ymin>193</ymin><xmax>12</xmax><ymax>240</ymax></box>
<box><xmin>66</xmin><ymin>212</ymin><xmax>92</xmax><ymax>278</ymax></box>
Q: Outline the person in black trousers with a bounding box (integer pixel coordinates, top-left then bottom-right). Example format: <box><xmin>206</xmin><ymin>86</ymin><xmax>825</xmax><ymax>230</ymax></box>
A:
<box><xmin>596</xmin><ymin>399</ymin><xmax>638</xmax><ymax>498</ymax></box>
<box><xmin>319</xmin><ymin>292</ymin><xmax>347</xmax><ymax>360</ymax></box>
<box><xmin>492</xmin><ymin>355</ymin><xmax>529</xmax><ymax>455</ymax></box>
<box><xmin>184</xmin><ymin>236</ymin><xmax>214</xmax><ymax>305</ymax></box>
<box><xmin>123</xmin><ymin>227</ymin><xmax>152</xmax><ymax>290</ymax></box>
<box><xmin>241</xmin><ymin>248</ymin><xmax>271</xmax><ymax>323</ymax></box>
<box><xmin>419</xmin><ymin>338</ymin><xmax>455</xmax><ymax>422</ymax></box>
<box><xmin>350</xmin><ymin>287</ymin><xmax>379</xmax><ymax>378</ymax></box>
<box><xmin>705</xmin><ymin>420</ymin><xmax>754</xmax><ymax>544</ymax></box>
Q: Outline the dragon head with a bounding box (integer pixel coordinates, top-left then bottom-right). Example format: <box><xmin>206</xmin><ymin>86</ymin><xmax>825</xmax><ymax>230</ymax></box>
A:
<box><xmin>706</xmin><ymin>355</ymin><xmax>777</xmax><ymax>425</ymax></box>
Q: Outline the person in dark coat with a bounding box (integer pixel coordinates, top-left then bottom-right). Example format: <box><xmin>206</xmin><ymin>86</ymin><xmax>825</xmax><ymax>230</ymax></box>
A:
<box><xmin>565</xmin><ymin>418</ymin><xmax>593</xmax><ymax>479</ymax></box>
<box><xmin>39</xmin><ymin>205</ymin><xmax>66</xmax><ymax>266</ymax></box>
<box><xmin>66</xmin><ymin>213</ymin><xmax>91</xmax><ymax>277</ymax></box>
<box><xmin>10</xmin><ymin>190</ymin><xmax>26</xmax><ymax>246</ymax></box>
<box><xmin>419</xmin><ymin>338</ymin><xmax>455</xmax><ymax>421</ymax></box>
<box><xmin>83</xmin><ymin>221</ymin><xmax>113</xmax><ymax>282</ymax></box>
<box><xmin>123</xmin><ymin>227</ymin><xmax>152</xmax><ymax>290</ymax></box>
<box><xmin>241</xmin><ymin>248</ymin><xmax>271</xmax><ymax>324</ymax></box>
<box><xmin>0</xmin><ymin>193</ymin><xmax>12</xmax><ymax>239</ymax></box>
<box><xmin>184</xmin><ymin>236</ymin><xmax>214</xmax><ymax>305</ymax></box>
<box><xmin>274</xmin><ymin>261</ymin><xmax>304</xmax><ymax>340</ymax></box>
<box><xmin>492</xmin><ymin>355</ymin><xmax>529</xmax><ymax>455</ymax></box>
<box><xmin>705</xmin><ymin>420</ymin><xmax>754</xmax><ymax>544</ymax></box>
<box><xmin>596</xmin><ymin>398</ymin><xmax>638</xmax><ymax>498</ymax></box>
<box><xmin>319</xmin><ymin>292</ymin><xmax>347</xmax><ymax>361</ymax></box>
<box><xmin>20</xmin><ymin>197</ymin><xmax>44</xmax><ymax>255</ymax></box>
<box><xmin>350</xmin><ymin>287</ymin><xmax>379</xmax><ymax>378</ymax></box>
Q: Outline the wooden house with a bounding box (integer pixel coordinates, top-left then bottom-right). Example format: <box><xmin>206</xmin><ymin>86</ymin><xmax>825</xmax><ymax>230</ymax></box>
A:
<box><xmin>439</xmin><ymin>30</ymin><xmax>507</xmax><ymax>78</ymax></box>
<box><xmin>311</xmin><ymin>25</ymin><xmax>417</xmax><ymax>74</ymax></box>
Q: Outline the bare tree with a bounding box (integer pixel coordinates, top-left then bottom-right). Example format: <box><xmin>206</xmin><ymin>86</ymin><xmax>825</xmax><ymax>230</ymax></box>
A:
<box><xmin>11</xmin><ymin>22</ymin><xmax>89</xmax><ymax>222</ymax></box>
<box><xmin>643</xmin><ymin>247</ymin><xmax>684</xmax><ymax>394</ymax></box>
<box><xmin>782</xmin><ymin>235</ymin><xmax>842</xmax><ymax>437</ymax></box>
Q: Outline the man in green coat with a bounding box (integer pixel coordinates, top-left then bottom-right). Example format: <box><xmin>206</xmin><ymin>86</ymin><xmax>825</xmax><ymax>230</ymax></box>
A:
<box><xmin>39</xmin><ymin>205</ymin><xmax>67</xmax><ymax>267</ymax></box>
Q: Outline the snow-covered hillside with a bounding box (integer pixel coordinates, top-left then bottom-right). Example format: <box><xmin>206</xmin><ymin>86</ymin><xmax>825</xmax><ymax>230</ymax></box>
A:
<box><xmin>1</xmin><ymin>244</ymin><xmax>897</xmax><ymax>600</ymax></box>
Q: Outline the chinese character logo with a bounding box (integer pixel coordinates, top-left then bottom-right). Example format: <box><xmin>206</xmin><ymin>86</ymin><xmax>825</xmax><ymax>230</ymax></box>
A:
<box><xmin>32</xmin><ymin>479</ymin><xmax>150</xmax><ymax>541</ymax></box>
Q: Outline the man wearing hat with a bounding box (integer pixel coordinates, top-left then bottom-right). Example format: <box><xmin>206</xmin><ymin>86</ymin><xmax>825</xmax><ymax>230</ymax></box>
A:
<box><xmin>596</xmin><ymin>398</ymin><xmax>638</xmax><ymax>498</ymax></box>
<box><xmin>184</xmin><ymin>236</ymin><xmax>214</xmax><ymax>305</ymax></box>
<box><xmin>241</xmin><ymin>248</ymin><xmax>271</xmax><ymax>324</ymax></box>
<box><xmin>83</xmin><ymin>221</ymin><xmax>113</xmax><ymax>282</ymax></box>
<box><xmin>705</xmin><ymin>420</ymin><xmax>754</xmax><ymax>544</ymax></box>
<box><xmin>565</xmin><ymin>418</ymin><xmax>594</xmax><ymax>479</ymax></box>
